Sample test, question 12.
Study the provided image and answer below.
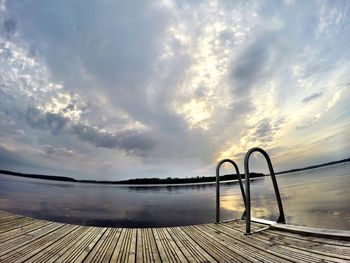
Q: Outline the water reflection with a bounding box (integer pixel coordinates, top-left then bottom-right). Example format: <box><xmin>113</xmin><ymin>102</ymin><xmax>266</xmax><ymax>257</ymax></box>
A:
<box><xmin>0</xmin><ymin>162</ymin><xmax>349</xmax><ymax>229</ymax></box>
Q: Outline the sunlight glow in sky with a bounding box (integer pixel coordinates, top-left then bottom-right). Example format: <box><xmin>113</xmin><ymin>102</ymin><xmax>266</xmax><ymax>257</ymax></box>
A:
<box><xmin>0</xmin><ymin>0</ymin><xmax>349</xmax><ymax>180</ymax></box>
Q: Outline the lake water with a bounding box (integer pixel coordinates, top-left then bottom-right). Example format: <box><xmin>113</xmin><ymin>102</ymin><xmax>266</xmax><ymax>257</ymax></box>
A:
<box><xmin>0</xmin><ymin>162</ymin><xmax>349</xmax><ymax>230</ymax></box>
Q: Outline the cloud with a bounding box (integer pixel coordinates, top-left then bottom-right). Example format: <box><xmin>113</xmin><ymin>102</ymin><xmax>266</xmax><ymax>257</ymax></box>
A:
<box><xmin>231</xmin><ymin>36</ymin><xmax>270</xmax><ymax>96</ymax></box>
<box><xmin>252</xmin><ymin>118</ymin><xmax>285</xmax><ymax>143</ymax></box>
<box><xmin>0</xmin><ymin>145</ymin><xmax>26</xmax><ymax>168</ymax></box>
<box><xmin>42</xmin><ymin>145</ymin><xmax>75</xmax><ymax>158</ymax></box>
<box><xmin>295</xmin><ymin>121</ymin><xmax>312</xmax><ymax>130</ymax></box>
<box><xmin>3</xmin><ymin>17</ymin><xmax>16</xmax><ymax>37</ymax></box>
<box><xmin>24</xmin><ymin>106</ymin><xmax>155</xmax><ymax>157</ymax></box>
<box><xmin>229</xmin><ymin>98</ymin><xmax>255</xmax><ymax>118</ymax></box>
<box><xmin>302</xmin><ymin>92</ymin><xmax>323</xmax><ymax>103</ymax></box>
<box><xmin>71</xmin><ymin>123</ymin><xmax>155</xmax><ymax>156</ymax></box>
<box><xmin>297</xmin><ymin>88</ymin><xmax>345</xmax><ymax>129</ymax></box>
<box><xmin>229</xmin><ymin>24</ymin><xmax>296</xmax><ymax>101</ymax></box>
<box><xmin>0</xmin><ymin>145</ymin><xmax>46</xmax><ymax>172</ymax></box>
<box><xmin>25</xmin><ymin>107</ymin><xmax>69</xmax><ymax>135</ymax></box>
<box><xmin>254</xmin><ymin>119</ymin><xmax>273</xmax><ymax>139</ymax></box>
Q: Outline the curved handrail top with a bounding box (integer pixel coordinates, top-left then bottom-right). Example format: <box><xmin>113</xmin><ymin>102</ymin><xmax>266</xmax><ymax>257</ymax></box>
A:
<box><xmin>244</xmin><ymin>147</ymin><xmax>274</xmax><ymax>172</ymax></box>
<box><xmin>216</xmin><ymin>158</ymin><xmax>240</xmax><ymax>172</ymax></box>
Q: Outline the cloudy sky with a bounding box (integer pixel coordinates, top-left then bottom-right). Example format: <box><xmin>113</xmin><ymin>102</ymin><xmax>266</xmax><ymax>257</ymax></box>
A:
<box><xmin>0</xmin><ymin>0</ymin><xmax>349</xmax><ymax>180</ymax></box>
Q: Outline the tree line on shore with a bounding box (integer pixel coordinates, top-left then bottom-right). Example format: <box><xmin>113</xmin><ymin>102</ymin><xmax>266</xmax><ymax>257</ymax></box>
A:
<box><xmin>0</xmin><ymin>157</ymin><xmax>349</xmax><ymax>185</ymax></box>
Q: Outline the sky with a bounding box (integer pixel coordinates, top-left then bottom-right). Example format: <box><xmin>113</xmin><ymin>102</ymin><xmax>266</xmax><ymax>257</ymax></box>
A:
<box><xmin>0</xmin><ymin>0</ymin><xmax>350</xmax><ymax>180</ymax></box>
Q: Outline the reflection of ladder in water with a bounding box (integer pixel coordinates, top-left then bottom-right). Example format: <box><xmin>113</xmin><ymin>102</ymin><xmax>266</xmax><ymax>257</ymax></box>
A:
<box><xmin>216</xmin><ymin>147</ymin><xmax>285</xmax><ymax>235</ymax></box>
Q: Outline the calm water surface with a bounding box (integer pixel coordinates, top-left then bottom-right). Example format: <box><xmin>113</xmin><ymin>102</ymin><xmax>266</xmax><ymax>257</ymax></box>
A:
<box><xmin>0</xmin><ymin>162</ymin><xmax>349</xmax><ymax>229</ymax></box>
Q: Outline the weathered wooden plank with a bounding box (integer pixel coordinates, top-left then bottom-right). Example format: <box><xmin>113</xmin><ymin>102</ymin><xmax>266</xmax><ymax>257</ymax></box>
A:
<box><xmin>202</xmin><ymin>223</ymin><xmax>289</xmax><ymax>263</ymax></box>
<box><xmin>0</xmin><ymin>224</ymin><xmax>78</xmax><ymax>263</ymax></box>
<box><xmin>221</xmin><ymin>221</ymin><xmax>346</xmax><ymax>262</ymax></box>
<box><xmin>55</xmin><ymin>227</ymin><xmax>106</xmax><ymax>262</ymax></box>
<box><xmin>0</xmin><ymin>222</ymin><xmax>64</xmax><ymax>256</ymax></box>
<box><xmin>245</xmin><ymin>219</ymin><xmax>350</xmax><ymax>252</ymax></box>
<box><xmin>136</xmin><ymin>228</ymin><xmax>161</xmax><ymax>263</ymax></box>
<box><xmin>0</xmin><ymin>218</ymin><xmax>39</xmax><ymax>234</ymax></box>
<box><xmin>196</xmin><ymin>224</ymin><xmax>284</xmax><ymax>263</ymax></box>
<box><xmin>110</xmin><ymin>228</ymin><xmax>136</xmax><ymax>262</ymax></box>
<box><xmin>136</xmin><ymin>229</ymin><xmax>144</xmax><ymax>263</ymax></box>
<box><xmin>110</xmin><ymin>228</ymin><xmax>128</xmax><ymax>262</ymax></box>
<box><xmin>83</xmin><ymin>228</ymin><xmax>122</xmax><ymax>263</ymax></box>
<box><xmin>182</xmin><ymin>225</ymin><xmax>244</xmax><ymax>262</ymax></box>
<box><xmin>0</xmin><ymin>220</ymin><xmax>51</xmax><ymax>243</ymax></box>
<box><xmin>228</xmin><ymin>219</ymin><xmax>350</xmax><ymax>246</ymax></box>
<box><xmin>0</xmin><ymin>215</ymin><xmax>24</xmax><ymax>223</ymax></box>
<box><xmin>102</xmin><ymin>228</ymin><xmax>123</xmax><ymax>262</ymax></box>
<box><xmin>255</xmin><ymin>230</ymin><xmax>350</xmax><ymax>261</ymax></box>
<box><xmin>153</xmin><ymin>228</ymin><xmax>178</xmax><ymax>263</ymax></box>
<box><xmin>31</xmin><ymin>226</ymin><xmax>92</xmax><ymax>263</ymax></box>
<box><xmin>26</xmin><ymin>226</ymin><xmax>88</xmax><ymax>262</ymax></box>
<box><xmin>129</xmin><ymin>228</ymin><xmax>137</xmax><ymax>263</ymax></box>
<box><xmin>167</xmin><ymin>227</ymin><xmax>216</xmax><ymax>263</ymax></box>
<box><xmin>0</xmin><ymin>211</ymin><xmax>12</xmax><ymax>216</ymax></box>
<box><xmin>153</xmin><ymin>227</ymin><xmax>188</xmax><ymax>263</ymax></box>
<box><xmin>0</xmin><ymin>217</ymin><xmax>33</xmax><ymax>227</ymax></box>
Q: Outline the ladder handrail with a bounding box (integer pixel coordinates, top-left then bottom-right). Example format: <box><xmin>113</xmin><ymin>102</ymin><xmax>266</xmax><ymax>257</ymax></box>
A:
<box><xmin>216</xmin><ymin>159</ymin><xmax>246</xmax><ymax>223</ymax></box>
<box><xmin>244</xmin><ymin>147</ymin><xmax>285</xmax><ymax>234</ymax></box>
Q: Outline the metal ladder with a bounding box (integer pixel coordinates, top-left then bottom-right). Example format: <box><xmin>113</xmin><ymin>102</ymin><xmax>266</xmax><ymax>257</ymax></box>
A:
<box><xmin>216</xmin><ymin>147</ymin><xmax>285</xmax><ymax>235</ymax></box>
<box><xmin>244</xmin><ymin>147</ymin><xmax>285</xmax><ymax>234</ymax></box>
<box><xmin>216</xmin><ymin>159</ymin><xmax>246</xmax><ymax>223</ymax></box>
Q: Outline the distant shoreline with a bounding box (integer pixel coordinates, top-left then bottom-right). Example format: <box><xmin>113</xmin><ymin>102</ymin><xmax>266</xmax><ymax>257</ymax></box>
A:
<box><xmin>274</xmin><ymin>158</ymin><xmax>350</xmax><ymax>175</ymax></box>
<box><xmin>0</xmin><ymin>157</ymin><xmax>349</xmax><ymax>185</ymax></box>
<box><xmin>0</xmin><ymin>169</ymin><xmax>265</xmax><ymax>185</ymax></box>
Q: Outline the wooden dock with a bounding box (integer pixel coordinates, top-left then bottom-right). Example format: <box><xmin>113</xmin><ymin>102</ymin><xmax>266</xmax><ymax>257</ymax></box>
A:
<box><xmin>0</xmin><ymin>210</ymin><xmax>349</xmax><ymax>262</ymax></box>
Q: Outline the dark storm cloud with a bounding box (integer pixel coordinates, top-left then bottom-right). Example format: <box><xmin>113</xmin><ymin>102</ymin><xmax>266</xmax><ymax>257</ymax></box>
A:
<box><xmin>0</xmin><ymin>146</ymin><xmax>23</xmax><ymax>168</ymax></box>
<box><xmin>25</xmin><ymin>107</ymin><xmax>69</xmax><ymax>135</ymax></box>
<box><xmin>24</xmin><ymin>107</ymin><xmax>155</xmax><ymax>156</ymax></box>
<box><xmin>0</xmin><ymin>145</ymin><xmax>38</xmax><ymax>171</ymax></box>
<box><xmin>229</xmin><ymin>99</ymin><xmax>255</xmax><ymax>118</ymax></box>
<box><xmin>3</xmin><ymin>17</ymin><xmax>17</xmax><ymax>37</ymax></box>
<box><xmin>229</xmin><ymin>29</ymin><xmax>293</xmax><ymax>98</ymax></box>
<box><xmin>252</xmin><ymin>118</ymin><xmax>285</xmax><ymax>143</ymax></box>
<box><xmin>231</xmin><ymin>38</ymin><xmax>270</xmax><ymax>96</ymax></box>
<box><xmin>255</xmin><ymin>119</ymin><xmax>272</xmax><ymax>138</ymax></box>
<box><xmin>302</xmin><ymin>92</ymin><xmax>323</xmax><ymax>103</ymax></box>
<box><xmin>0</xmin><ymin>144</ymin><xmax>89</xmax><ymax>178</ymax></box>
<box><xmin>117</xmin><ymin>130</ymin><xmax>155</xmax><ymax>156</ymax></box>
<box><xmin>71</xmin><ymin>124</ymin><xmax>155</xmax><ymax>156</ymax></box>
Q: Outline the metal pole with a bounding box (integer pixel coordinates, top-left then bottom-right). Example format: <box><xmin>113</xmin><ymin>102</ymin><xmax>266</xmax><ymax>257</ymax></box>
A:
<box><xmin>216</xmin><ymin>163</ymin><xmax>220</xmax><ymax>223</ymax></box>
<box><xmin>244</xmin><ymin>153</ymin><xmax>251</xmax><ymax>234</ymax></box>
<box><xmin>264</xmin><ymin>152</ymin><xmax>285</xmax><ymax>223</ymax></box>
<box><xmin>216</xmin><ymin>159</ymin><xmax>246</xmax><ymax>223</ymax></box>
<box><xmin>244</xmin><ymin>147</ymin><xmax>285</xmax><ymax>235</ymax></box>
